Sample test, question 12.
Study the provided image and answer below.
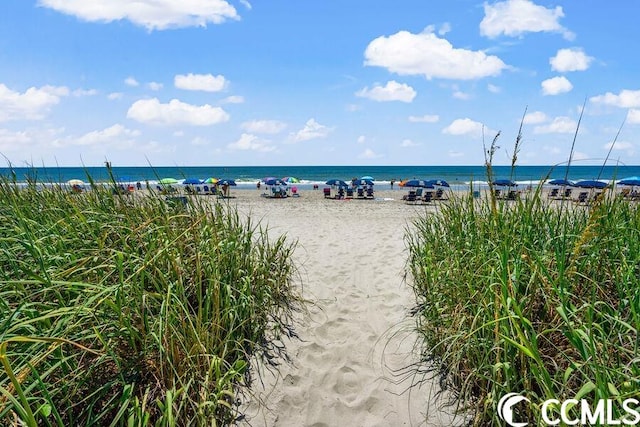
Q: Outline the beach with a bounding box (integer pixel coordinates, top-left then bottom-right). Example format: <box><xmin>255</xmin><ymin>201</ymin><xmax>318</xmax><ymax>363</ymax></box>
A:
<box><xmin>202</xmin><ymin>188</ymin><xmax>459</xmax><ymax>426</ymax></box>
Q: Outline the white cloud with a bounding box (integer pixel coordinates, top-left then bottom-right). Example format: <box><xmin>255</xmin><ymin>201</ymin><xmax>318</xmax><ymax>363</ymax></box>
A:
<box><xmin>65</xmin><ymin>124</ymin><xmax>140</xmax><ymax>147</ymax></box>
<box><xmin>358</xmin><ymin>148</ymin><xmax>383</xmax><ymax>159</ymax></box>
<box><xmin>0</xmin><ymin>84</ymin><xmax>69</xmax><ymax>122</ymax></box>
<box><xmin>73</xmin><ymin>88</ymin><xmax>98</xmax><ymax>97</ymax></box>
<box><xmin>604</xmin><ymin>140</ymin><xmax>633</xmax><ymax>152</ymax></box>
<box><xmin>222</xmin><ymin>95</ymin><xmax>244</xmax><ymax>104</ymax></box>
<box><xmin>108</xmin><ymin>92</ymin><xmax>123</xmax><ymax>100</ymax></box>
<box><xmin>364</xmin><ymin>28</ymin><xmax>507</xmax><ymax>80</ymax></box>
<box><xmin>147</xmin><ymin>82</ymin><xmax>163</xmax><ymax>91</ymax></box>
<box><xmin>453</xmin><ymin>90</ymin><xmax>470</xmax><ymax>100</ymax></box>
<box><xmin>239</xmin><ymin>0</ymin><xmax>252</xmax><ymax>10</ymax></box>
<box><xmin>590</xmin><ymin>90</ymin><xmax>640</xmax><ymax>108</ymax></box>
<box><xmin>124</xmin><ymin>77</ymin><xmax>139</xmax><ymax>87</ymax></box>
<box><xmin>0</xmin><ymin>128</ymin><xmax>33</xmax><ymax>151</ymax></box>
<box><xmin>400</xmin><ymin>139</ymin><xmax>420</xmax><ymax>147</ymax></box>
<box><xmin>523</xmin><ymin>111</ymin><xmax>548</xmax><ymax>124</ymax></box>
<box><xmin>357</xmin><ymin>135</ymin><xmax>366</xmax><ymax>144</ymax></box>
<box><xmin>174</xmin><ymin>73</ymin><xmax>227</xmax><ymax>92</ymax></box>
<box><xmin>533</xmin><ymin>116</ymin><xmax>577</xmax><ymax>133</ymax></box>
<box><xmin>241</xmin><ymin>119</ymin><xmax>286</xmax><ymax>134</ymax></box>
<box><xmin>227</xmin><ymin>133</ymin><xmax>275</xmax><ymax>152</ymax></box>
<box><xmin>38</xmin><ymin>0</ymin><xmax>239</xmax><ymax>30</ymax></box>
<box><xmin>442</xmin><ymin>118</ymin><xmax>491</xmax><ymax>138</ymax></box>
<box><xmin>126</xmin><ymin>98</ymin><xmax>230</xmax><ymax>126</ymax></box>
<box><xmin>627</xmin><ymin>109</ymin><xmax>640</xmax><ymax>124</ymax></box>
<box><xmin>541</xmin><ymin>76</ymin><xmax>573</xmax><ymax>95</ymax></box>
<box><xmin>480</xmin><ymin>0</ymin><xmax>573</xmax><ymax>40</ymax></box>
<box><xmin>288</xmin><ymin>118</ymin><xmax>332</xmax><ymax>143</ymax></box>
<box><xmin>550</xmin><ymin>48</ymin><xmax>593</xmax><ymax>72</ymax></box>
<box><xmin>355</xmin><ymin>80</ymin><xmax>416</xmax><ymax>103</ymax></box>
<box><xmin>487</xmin><ymin>83</ymin><xmax>501</xmax><ymax>93</ymax></box>
<box><xmin>409</xmin><ymin>114</ymin><xmax>439</xmax><ymax>123</ymax></box>
<box><xmin>438</xmin><ymin>22</ymin><xmax>451</xmax><ymax>36</ymax></box>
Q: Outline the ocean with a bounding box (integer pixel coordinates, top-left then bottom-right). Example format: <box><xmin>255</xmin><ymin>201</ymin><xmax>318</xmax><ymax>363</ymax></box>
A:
<box><xmin>2</xmin><ymin>164</ymin><xmax>639</xmax><ymax>190</ymax></box>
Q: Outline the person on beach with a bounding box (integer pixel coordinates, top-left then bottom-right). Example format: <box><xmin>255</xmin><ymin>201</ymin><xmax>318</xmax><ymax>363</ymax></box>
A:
<box><xmin>390</xmin><ymin>179</ymin><xmax>395</xmax><ymax>189</ymax></box>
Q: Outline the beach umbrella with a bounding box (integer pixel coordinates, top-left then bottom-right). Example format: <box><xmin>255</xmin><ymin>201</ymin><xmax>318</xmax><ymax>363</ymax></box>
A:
<box><xmin>182</xmin><ymin>178</ymin><xmax>203</xmax><ymax>185</ymax></box>
<box><xmin>325</xmin><ymin>179</ymin><xmax>348</xmax><ymax>187</ymax></box>
<box><xmin>352</xmin><ymin>178</ymin><xmax>374</xmax><ymax>186</ymax></box>
<box><xmin>493</xmin><ymin>179</ymin><xmax>517</xmax><ymax>187</ymax></box>
<box><xmin>574</xmin><ymin>180</ymin><xmax>608</xmax><ymax>189</ymax></box>
<box><xmin>402</xmin><ymin>179</ymin><xmax>433</xmax><ymax>188</ymax></box>
<box><xmin>282</xmin><ymin>176</ymin><xmax>300</xmax><ymax>184</ymax></box>
<box><xmin>204</xmin><ymin>177</ymin><xmax>218</xmax><ymax>184</ymax></box>
<box><xmin>425</xmin><ymin>179</ymin><xmax>450</xmax><ymax>187</ymax></box>
<box><xmin>262</xmin><ymin>176</ymin><xmax>277</xmax><ymax>183</ymax></box>
<box><xmin>117</xmin><ymin>175</ymin><xmax>133</xmax><ymax>183</ymax></box>
<box><xmin>159</xmin><ymin>177</ymin><xmax>179</xmax><ymax>184</ymax></box>
<box><xmin>548</xmin><ymin>179</ymin><xmax>574</xmax><ymax>186</ymax></box>
<box><xmin>217</xmin><ymin>179</ymin><xmax>236</xmax><ymax>186</ymax></box>
<box><xmin>360</xmin><ymin>176</ymin><xmax>374</xmax><ymax>181</ymax></box>
<box><xmin>67</xmin><ymin>179</ymin><xmax>85</xmax><ymax>186</ymax></box>
<box><xmin>264</xmin><ymin>178</ymin><xmax>286</xmax><ymax>186</ymax></box>
<box><xmin>618</xmin><ymin>178</ymin><xmax>640</xmax><ymax>186</ymax></box>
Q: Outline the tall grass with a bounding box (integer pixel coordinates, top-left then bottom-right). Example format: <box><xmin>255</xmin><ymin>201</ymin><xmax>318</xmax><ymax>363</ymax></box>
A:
<box><xmin>407</xmin><ymin>184</ymin><xmax>640</xmax><ymax>424</ymax></box>
<box><xmin>0</xmin><ymin>179</ymin><xmax>300</xmax><ymax>425</ymax></box>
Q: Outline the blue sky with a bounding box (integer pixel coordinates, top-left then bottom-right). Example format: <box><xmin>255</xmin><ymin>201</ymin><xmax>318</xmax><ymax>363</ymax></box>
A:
<box><xmin>1</xmin><ymin>0</ymin><xmax>639</xmax><ymax>167</ymax></box>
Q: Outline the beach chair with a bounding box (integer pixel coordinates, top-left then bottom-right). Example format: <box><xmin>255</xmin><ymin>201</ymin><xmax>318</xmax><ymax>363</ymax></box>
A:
<box><xmin>421</xmin><ymin>191</ymin><xmax>433</xmax><ymax>204</ymax></box>
<box><xmin>507</xmin><ymin>190</ymin><xmax>519</xmax><ymax>201</ymax></box>
<box><xmin>415</xmin><ymin>188</ymin><xmax>423</xmax><ymax>199</ymax></box>
<box><xmin>337</xmin><ymin>187</ymin><xmax>345</xmax><ymax>199</ymax></box>
<box><xmin>404</xmin><ymin>191</ymin><xmax>417</xmax><ymax>204</ymax></box>
<box><xmin>575</xmin><ymin>191</ymin><xmax>589</xmax><ymax>204</ymax></box>
<box><xmin>434</xmin><ymin>188</ymin><xmax>447</xmax><ymax>200</ymax></box>
<box><xmin>356</xmin><ymin>188</ymin><xmax>365</xmax><ymax>198</ymax></box>
<box><xmin>366</xmin><ymin>187</ymin><xmax>374</xmax><ymax>199</ymax></box>
<box><xmin>346</xmin><ymin>188</ymin><xmax>354</xmax><ymax>199</ymax></box>
<box><xmin>562</xmin><ymin>188</ymin><xmax>572</xmax><ymax>199</ymax></box>
<box><xmin>548</xmin><ymin>188</ymin><xmax>559</xmax><ymax>199</ymax></box>
<box><xmin>323</xmin><ymin>187</ymin><xmax>331</xmax><ymax>198</ymax></box>
<box><xmin>494</xmin><ymin>189</ymin><xmax>502</xmax><ymax>199</ymax></box>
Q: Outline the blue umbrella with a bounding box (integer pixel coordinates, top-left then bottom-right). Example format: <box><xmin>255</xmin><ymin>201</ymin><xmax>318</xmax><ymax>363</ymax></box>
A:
<box><xmin>264</xmin><ymin>178</ymin><xmax>286</xmax><ymax>186</ymax></box>
<box><xmin>326</xmin><ymin>179</ymin><xmax>349</xmax><ymax>187</ymax></box>
<box><xmin>352</xmin><ymin>178</ymin><xmax>374</xmax><ymax>186</ymax></box>
<box><xmin>360</xmin><ymin>176</ymin><xmax>374</xmax><ymax>181</ymax></box>
<box><xmin>425</xmin><ymin>179</ymin><xmax>450</xmax><ymax>187</ymax></box>
<box><xmin>402</xmin><ymin>179</ymin><xmax>434</xmax><ymax>188</ymax></box>
<box><xmin>618</xmin><ymin>178</ymin><xmax>640</xmax><ymax>186</ymax></box>
<box><xmin>548</xmin><ymin>179</ymin><xmax>574</xmax><ymax>186</ymax></box>
<box><xmin>183</xmin><ymin>178</ymin><xmax>203</xmax><ymax>185</ymax></box>
<box><xmin>262</xmin><ymin>176</ymin><xmax>277</xmax><ymax>183</ymax></box>
<box><xmin>493</xmin><ymin>179</ymin><xmax>517</xmax><ymax>186</ymax></box>
<box><xmin>217</xmin><ymin>179</ymin><xmax>237</xmax><ymax>186</ymax></box>
<box><xmin>574</xmin><ymin>180</ymin><xmax>608</xmax><ymax>189</ymax></box>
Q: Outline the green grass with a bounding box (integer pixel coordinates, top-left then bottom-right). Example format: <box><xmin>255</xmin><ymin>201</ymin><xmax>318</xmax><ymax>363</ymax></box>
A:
<box><xmin>406</xmin><ymin>189</ymin><xmax>640</xmax><ymax>425</ymax></box>
<box><xmin>0</xmin><ymin>180</ymin><xmax>301</xmax><ymax>425</ymax></box>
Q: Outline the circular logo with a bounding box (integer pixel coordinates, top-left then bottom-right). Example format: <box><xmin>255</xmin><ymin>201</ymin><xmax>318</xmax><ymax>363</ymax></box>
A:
<box><xmin>497</xmin><ymin>393</ymin><xmax>530</xmax><ymax>427</ymax></box>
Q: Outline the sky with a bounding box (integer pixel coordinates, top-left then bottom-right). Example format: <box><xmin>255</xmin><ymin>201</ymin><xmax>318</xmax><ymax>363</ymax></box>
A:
<box><xmin>1</xmin><ymin>1</ymin><xmax>640</xmax><ymax>167</ymax></box>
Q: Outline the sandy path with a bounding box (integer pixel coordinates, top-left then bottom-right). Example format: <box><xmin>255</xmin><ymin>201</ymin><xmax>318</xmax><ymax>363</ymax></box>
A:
<box><xmin>233</xmin><ymin>192</ymin><xmax>458</xmax><ymax>426</ymax></box>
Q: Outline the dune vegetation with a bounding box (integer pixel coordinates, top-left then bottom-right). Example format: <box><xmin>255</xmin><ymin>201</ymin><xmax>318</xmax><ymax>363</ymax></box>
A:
<box><xmin>0</xmin><ymin>179</ymin><xmax>300</xmax><ymax>426</ymax></box>
<box><xmin>406</xmin><ymin>128</ymin><xmax>640</xmax><ymax>424</ymax></box>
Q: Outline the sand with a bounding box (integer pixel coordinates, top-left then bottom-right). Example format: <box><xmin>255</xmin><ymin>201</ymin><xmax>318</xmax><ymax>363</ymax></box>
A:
<box><xmin>208</xmin><ymin>188</ymin><xmax>461</xmax><ymax>426</ymax></box>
